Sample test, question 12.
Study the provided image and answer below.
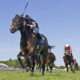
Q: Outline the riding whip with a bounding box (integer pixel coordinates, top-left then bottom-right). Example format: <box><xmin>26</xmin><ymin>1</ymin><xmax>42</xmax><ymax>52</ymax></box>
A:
<box><xmin>21</xmin><ymin>0</ymin><xmax>30</xmax><ymax>16</ymax></box>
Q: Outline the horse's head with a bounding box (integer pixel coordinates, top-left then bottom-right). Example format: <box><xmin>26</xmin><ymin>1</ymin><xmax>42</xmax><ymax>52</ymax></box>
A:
<box><xmin>10</xmin><ymin>14</ymin><xmax>24</xmax><ymax>33</ymax></box>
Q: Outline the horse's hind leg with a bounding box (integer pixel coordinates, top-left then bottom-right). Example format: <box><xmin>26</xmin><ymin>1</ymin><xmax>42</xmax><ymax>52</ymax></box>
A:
<box><xmin>70</xmin><ymin>62</ymin><xmax>75</xmax><ymax>73</ymax></box>
<box><xmin>46</xmin><ymin>64</ymin><xmax>49</xmax><ymax>71</ymax></box>
<box><xmin>17</xmin><ymin>52</ymin><xmax>25</xmax><ymax>68</ymax></box>
<box><xmin>49</xmin><ymin>63</ymin><xmax>53</xmax><ymax>72</ymax></box>
<box><xmin>75</xmin><ymin>63</ymin><xmax>79</xmax><ymax>71</ymax></box>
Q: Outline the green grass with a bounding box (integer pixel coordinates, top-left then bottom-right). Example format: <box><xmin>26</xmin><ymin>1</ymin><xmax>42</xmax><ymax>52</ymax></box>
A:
<box><xmin>0</xmin><ymin>70</ymin><xmax>80</xmax><ymax>80</ymax></box>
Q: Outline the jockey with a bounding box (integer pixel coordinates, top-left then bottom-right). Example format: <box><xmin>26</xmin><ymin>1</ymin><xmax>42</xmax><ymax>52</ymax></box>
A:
<box><xmin>24</xmin><ymin>14</ymin><xmax>42</xmax><ymax>48</ymax></box>
<box><xmin>64</xmin><ymin>44</ymin><xmax>73</xmax><ymax>57</ymax></box>
<box><xmin>24</xmin><ymin>14</ymin><xmax>39</xmax><ymax>33</ymax></box>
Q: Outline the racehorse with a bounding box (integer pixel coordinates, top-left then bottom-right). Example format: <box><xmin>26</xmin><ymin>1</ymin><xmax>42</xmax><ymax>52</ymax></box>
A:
<box><xmin>63</xmin><ymin>55</ymin><xmax>75</xmax><ymax>72</ymax></box>
<box><xmin>46</xmin><ymin>52</ymin><xmax>56</xmax><ymax>72</ymax></box>
<box><xmin>10</xmin><ymin>14</ymin><xmax>48</xmax><ymax>75</ymax></box>
<box><xmin>35</xmin><ymin>51</ymin><xmax>56</xmax><ymax>72</ymax></box>
<box><xmin>63</xmin><ymin>44</ymin><xmax>75</xmax><ymax>73</ymax></box>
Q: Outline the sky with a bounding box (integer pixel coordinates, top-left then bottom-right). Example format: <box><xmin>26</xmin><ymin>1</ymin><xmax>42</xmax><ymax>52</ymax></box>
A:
<box><xmin>0</xmin><ymin>0</ymin><xmax>80</xmax><ymax>66</ymax></box>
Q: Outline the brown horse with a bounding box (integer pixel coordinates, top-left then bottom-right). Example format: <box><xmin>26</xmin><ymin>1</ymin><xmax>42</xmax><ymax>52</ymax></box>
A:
<box><xmin>46</xmin><ymin>52</ymin><xmax>56</xmax><ymax>72</ymax></box>
<box><xmin>63</xmin><ymin>55</ymin><xmax>75</xmax><ymax>72</ymax></box>
<box><xmin>35</xmin><ymin>51</ymin><xmax>56</xmax><ymax>72</ymax></box>
<box><xmin>10</xmin><ymin>14</ymin><xmax>48</xmax><ymax>75</ymax></box>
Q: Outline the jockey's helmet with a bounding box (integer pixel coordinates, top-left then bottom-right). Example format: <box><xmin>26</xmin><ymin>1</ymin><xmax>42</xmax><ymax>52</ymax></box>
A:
<box><xmin>65</xmin><ymin>44</ymin><xmax>70</xmax><ymax>47</ymax></box>
<box><xmin>64</xmin><ymin>44</ymin><xmax>71</xmax><ymax>50</ymax></box>
<box><xmin>64</xmin><ymin>43</ymin><xmax>72</xmax><ymax>51</ymax></box>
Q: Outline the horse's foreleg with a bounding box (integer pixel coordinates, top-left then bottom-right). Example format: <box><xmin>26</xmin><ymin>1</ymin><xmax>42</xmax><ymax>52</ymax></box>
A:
<box><xmin>41</xmin><ymin>55</ymin><xmax>46</xmax><ymax>75</ymax></box>
<box><xmin>25</xmin><ymin>54</ymin><xmax>35</xmax><ymax>75</ymax></box>
<box><xmin>17</xmin><ymin>52</ymin><xmax>25</xmax><ymax>68</ymax></box>
<box><xmin>31</xmin><ymin>55</ymin><xmax>35</xmax><ymax>75</ymax></box>
<box><xmin>42</xmin><ymin>61</ymin><xmax>45</xmax><ymax>75</ymax></box>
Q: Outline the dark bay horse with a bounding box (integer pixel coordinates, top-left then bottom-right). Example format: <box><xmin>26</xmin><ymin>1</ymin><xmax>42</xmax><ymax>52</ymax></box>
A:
<box><xmin>46</xmin><ymin>52</ymin><xmax>56</xmax><ymax>72</ymax></box>
<box><xmin>35</xmin><ymin>51</ymin><xmax>56</xmax><ymax>72</ymax></box>
<box><xmin>63</xmin><ymin>55</ymin><xmax>75</xmax><ymax>72</ymax></box>
<box><xmin>10</xmin><ymin>14</ymin><xmax>48</xmax><ymax>75</ymax></box>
